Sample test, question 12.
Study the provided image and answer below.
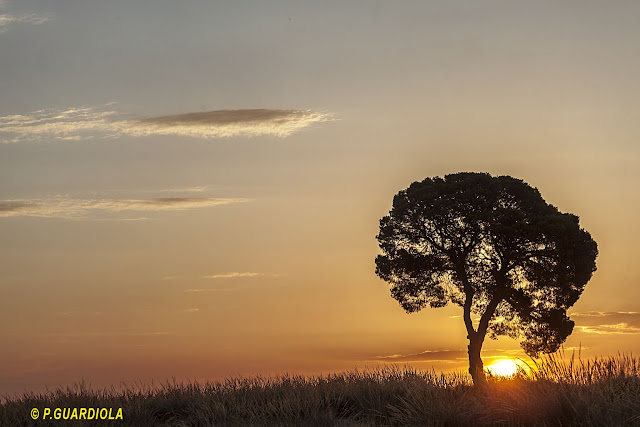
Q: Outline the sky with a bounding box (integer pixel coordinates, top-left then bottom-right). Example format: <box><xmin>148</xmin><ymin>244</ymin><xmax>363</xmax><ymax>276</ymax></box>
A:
<box><xmin>1</xmin><ymin>0</ymin><xmax>640</xmax><ymax>396</ymax></box>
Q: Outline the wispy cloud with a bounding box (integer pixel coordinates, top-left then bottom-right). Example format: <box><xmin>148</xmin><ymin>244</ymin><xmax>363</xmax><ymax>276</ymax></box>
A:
<box><xmin>0</xmin><ymin>106</ymin><xmax>334</xmax><ymax>143</ymax></box>
<box><xmin>372</xmin><ymin>350</ymin><xmax>467</xmax><ymax>362</ymax></box>
<box><xmin>576</xmin><ymin>324</ymin><xmax>640</xmax><ymax>335</ymax></box>
<box><xmin>180</xmin><ymin>308</ymin><xmax>200</xmax><ymax>313</ymax></box>
<box><xmin>369</xmin><ymin>348</ymin><xmax>534</xmax><ymax>363</ymax></box>
<box><xmin>184</xmin><ymin>273</ymin><xmax>280</xmax><ymax>292</ymax></box>
<box><xmin>161</xmin><ymin>186</ymin><xmax>208</xmax><ymax>193</ymax></box>
<box><xmin>128</xmin><ymin>109</ymin><xmax>333</xmax><ymax>138</ymax></box>
<box><xmin>0</xmin><ymin>2</ymin><xmax>49</xmax><ymax>33</ymax></box>
<box><xmin>185</xmin><ymin>286</ymin><xmax>249</xmax><ymax>293</ymax></box>
<box><xmin>203</xmin><ymin>272</ymin><xmax>265</xmax><ymax>279</ymax></box>
<box><xmin>90</xmin><ymin>216</ymin><xmax>150</xmax><ymax>222</ymax></box>
<box><xmin>0</xmin><ymin>107</ymin><xmax>118</xmax><ymax>142</ymax></box>
<box><xmin>0</xmin><ymin>197</ymin><xmax>248</xmax><ymax>219</ymax></box>
<box><xmin>571</xmin><ymin>311</ymin><xmax>640</xmax><ymax>335</ymax></box>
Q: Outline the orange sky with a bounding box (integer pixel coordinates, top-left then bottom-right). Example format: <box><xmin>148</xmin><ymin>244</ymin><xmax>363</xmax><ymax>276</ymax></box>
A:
<box><xmin>1</xmin><ymin>1</ymin><xmax>640</xmax><ymax>396</ymax></box>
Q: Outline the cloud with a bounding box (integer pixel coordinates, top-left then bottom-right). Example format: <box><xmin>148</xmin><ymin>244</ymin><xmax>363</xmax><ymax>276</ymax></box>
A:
<box><xmin>203</xmin><ymin>272</ymin><xmax>265</xmax><ymax>279</ymax></box>
<box><xmin>0</xmin><ymin>2</ymin><xmax>50</xmax><ymax>33</ymax></box>
<box><xmin>184</xmin><ymin>286</ymin><xmax>238</xmax><ymax>293</ymax></box>
<box><xmin>180</xmin><ymin>308</ymin><xmax>200</xmax><ymax>313</ymax></box>
<box><xmin>161</xmin><ymin>186</ymin><xmax>208</xmax><ymax>193</ymax></box>
<box><xmin>576</xmin><ymin>324</ymin><xmax>640</xmax><ymax>335</ymax></box>
<box><xmin>90</xmin><ymin>217</ymin><xmax>150</xmax><ymax>222</ymax></box>
<box><xmin>184</xmin><ymin>273</ymin><xmax>280</xmax><ymax>292</ymax></box>
<box><xmin>0</xmin><ymin>106</ymin><xmax>334</xmax><ymax>143</ymax></box>
<box><xmin>0</xmin><ymin>107</ymin><xmax>119</xmax><ymax>142</ymax></box>
<box><xmin>369</xmin><ymin>348</ymin><xmax>535</xmax><ymax>363</ymax></box>
<box><xmin>372</xmin><ymin>350</ymin><xmax>467</xmax><ymax>362</ymax></box>
<box><xmin>0</xmin><ymin>13</ymin><xmax>48</xmax><ymax>29</ymax></box>
<box><xmin>571</xmin><ymin>311</ymin><xmax>640</xmax><ymax>335</ymax></box>
<box><xmin>184</xmin><ymin>285</ymin><xmax>248</xmax><ymax>293</ymax></box>
<box><xmin>0</xmin><ymin>197</ymin><xmax>247</xmax><ymax>218</ymax></box>
<box><xmin>128</xmin><ymin>109</ymin><xmax>333</xmax><ymax>138</ymax></box>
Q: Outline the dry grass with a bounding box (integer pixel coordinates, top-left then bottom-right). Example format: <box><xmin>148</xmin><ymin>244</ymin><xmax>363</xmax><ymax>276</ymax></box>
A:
<box><xmin>2</xmin><ymin>353</ymin><xmax>639</xmax><ymax>426</ymax></box>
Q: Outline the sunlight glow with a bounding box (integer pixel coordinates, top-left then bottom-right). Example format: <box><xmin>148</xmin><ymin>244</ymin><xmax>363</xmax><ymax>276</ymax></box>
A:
<box><xmin>486</xmin><ymin>359</ymin><xmax>520</xmax><ymax>377</ymax></box>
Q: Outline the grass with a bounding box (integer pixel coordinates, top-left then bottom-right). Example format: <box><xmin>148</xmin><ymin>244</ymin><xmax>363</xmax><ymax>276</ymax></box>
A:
<box><xmin>2</xmin><ymin>353</ymin><xmax>639</xmax><ymax>426</ymax></box>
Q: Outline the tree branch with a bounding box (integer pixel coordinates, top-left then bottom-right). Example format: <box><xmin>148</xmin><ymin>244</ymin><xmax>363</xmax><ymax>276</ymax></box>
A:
<box><xmin>455</xmin><ymin>259</ymin><xmax>476</xmax><ymax>337</ymax></box>
<box><xmin>477</xmin><ymin>296</ymin><xmax>502</xmax><ymax>337</ymax></box>
<box><xmin>463</xmin><ymin>290</ymin><xmax>475</xmax><ymax>336</ymax></box>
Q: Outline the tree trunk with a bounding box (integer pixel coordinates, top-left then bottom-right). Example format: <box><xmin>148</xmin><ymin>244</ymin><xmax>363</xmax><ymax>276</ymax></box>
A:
<box><xmin>468</xmin><ymin>334</ymin><xmax>486</xmax><ymax>386</ymax></box>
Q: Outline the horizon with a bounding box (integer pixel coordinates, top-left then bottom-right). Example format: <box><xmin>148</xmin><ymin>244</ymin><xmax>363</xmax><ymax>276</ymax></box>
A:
<box><xmin>2</xmin><ymin>0</ymin><xmax>640</xmax><ymax>397</ymax></box>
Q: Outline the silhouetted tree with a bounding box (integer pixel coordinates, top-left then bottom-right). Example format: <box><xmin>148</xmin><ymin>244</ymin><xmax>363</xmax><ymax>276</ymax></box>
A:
<box><xmin>375</xmin><ymin>172</ymin><xmax>598</xmax><ymax>385</ymax></box>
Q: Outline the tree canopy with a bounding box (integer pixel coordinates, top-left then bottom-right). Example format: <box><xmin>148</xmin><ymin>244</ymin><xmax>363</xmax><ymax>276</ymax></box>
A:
<box><xmin>375</xmin><ymin>172</ymin><xmax>598</xmax><ymax>384</ymax></box>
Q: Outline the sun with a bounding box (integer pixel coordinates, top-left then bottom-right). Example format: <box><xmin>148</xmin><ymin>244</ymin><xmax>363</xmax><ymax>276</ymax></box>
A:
<box><xmin>486</xmin><ymin>359</ymin><xmax>520</xmax><ymax>377</ymax></box>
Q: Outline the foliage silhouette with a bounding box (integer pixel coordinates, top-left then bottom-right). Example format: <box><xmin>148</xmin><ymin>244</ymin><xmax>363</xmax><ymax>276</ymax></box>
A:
<box><xmin>375</xmin><ymin>172</ymin><xmax>598</xmax><ymax>385</ymax></box>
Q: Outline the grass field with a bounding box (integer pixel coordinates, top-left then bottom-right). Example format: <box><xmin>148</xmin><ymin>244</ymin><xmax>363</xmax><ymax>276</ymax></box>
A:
<box><xmin>2</xmin><ymin>353</ymin><xmax>639</xmax><ymax>426</ymax></box>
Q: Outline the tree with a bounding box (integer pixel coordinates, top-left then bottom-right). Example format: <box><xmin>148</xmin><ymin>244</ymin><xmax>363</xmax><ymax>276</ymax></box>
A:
<box><xmin>375</xmin><ymin>172</ymin><xmax>598</xmax><ymax>385</ymax></box>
